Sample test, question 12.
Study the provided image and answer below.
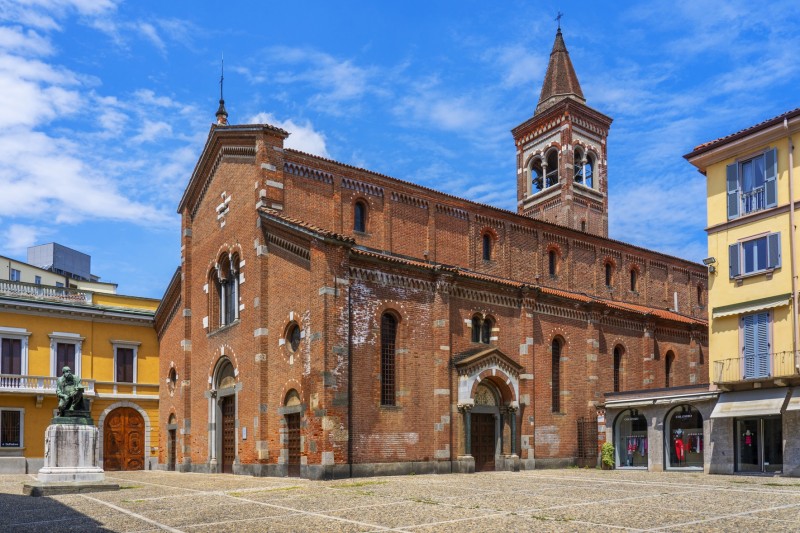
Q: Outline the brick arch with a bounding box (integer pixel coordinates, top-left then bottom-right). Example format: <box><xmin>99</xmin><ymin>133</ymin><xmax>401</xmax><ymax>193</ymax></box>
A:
<box><xmin>469</xmin><ymin>369</ymin><xmax>517</xmax><ymax>404</ymax></box>
<box><xmin>208</xmin><ymin>347</ymin><xmax>240</xmax><ymax>389</ymax></box>
<box><xmin>279</xmin><ymin>379</ymin><xmax>305</xmax><ymax>407</ymax></box>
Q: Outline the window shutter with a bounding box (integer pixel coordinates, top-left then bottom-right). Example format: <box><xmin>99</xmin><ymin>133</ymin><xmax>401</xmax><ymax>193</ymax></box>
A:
<box><xmin>755</xmin><ymin>313</ymin><xmax>770</xmax><ymax>377</ymax></box>
<box><xmin>768</xmin><ymin>232</ymin><xmax>781</xmax><ymax>269</ymax></box>
<box><xmin>729</xmin><ymin>243</ymin><xmax>740</xmax><ymax>278</ymax></box>
<box><xmin>727</xmin><ymin>162</ymin><xmax>739</xmax><ymax>219</ymax></box>
<box><xmin>765</xmin><ymin>148</ymin><xmax>777</xmax><ymax>207</ymax></box>
<box><xmin>742</xmin><ymin>314</ymin><xmax>755</xmax><ymax>378</ymax></box>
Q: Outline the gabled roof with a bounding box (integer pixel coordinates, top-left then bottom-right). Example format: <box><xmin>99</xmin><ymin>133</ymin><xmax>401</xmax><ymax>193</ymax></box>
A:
<box><xmin>535</xmin><ymin>29</ymin><xmax>586</xmax><ymax>115</ymax></box>
<box><xmin>453</xmin><ymin>346</ymin><xmax>524</xmax><ymax>375</ymax></box>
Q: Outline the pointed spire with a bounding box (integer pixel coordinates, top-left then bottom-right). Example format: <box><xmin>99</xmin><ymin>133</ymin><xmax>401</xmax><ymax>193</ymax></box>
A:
<box><xmin>216</xmin><ymin>54</ymin><xmax>228</xmax><ymax>126</ymax></box>
<box><xmin>535</xmin><ymin>26</ymin><xmax>585</xmax><ymax>115</ymax></box>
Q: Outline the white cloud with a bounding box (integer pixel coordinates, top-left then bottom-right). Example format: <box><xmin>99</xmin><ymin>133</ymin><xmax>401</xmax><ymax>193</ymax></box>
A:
<box><xmin>1</xmin><ymin>224</ymin><xmax>45</xmax><ymax>255</ymax></box>
<box><xmin>136</xmin><ymin>22</ymin><xmax>165</xmax><ymax>54</ymax></box>
<box><xmin>131</xmin><ymin>119</ymin><xmax>174</xmax><ymax>144</ymax></box>
<box><xmin>248</xmin><ymin>112</ymin><xmax>330</xmax><ymax>158</ymax></box>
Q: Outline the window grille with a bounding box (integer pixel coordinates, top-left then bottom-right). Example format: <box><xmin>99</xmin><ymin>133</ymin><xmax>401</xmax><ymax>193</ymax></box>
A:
<box><xmin>380</xmin><ymin>313</ymin><xmax>397</xmax><ymax>406</ymax></box>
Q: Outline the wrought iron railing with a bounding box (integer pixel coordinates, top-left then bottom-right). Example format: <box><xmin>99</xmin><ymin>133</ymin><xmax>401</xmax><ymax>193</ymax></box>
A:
<box><xmin>713</xmin><ymin>351</ymin><xmax>797</xmax><ymax>383</ymax></box>
<box><xmin>741</xmin><ymin>186</ymin><xmax>766</xmax><ymax>215</ymax></box>
<box><xmin>0</xmin><ymin>280</ymin><xmax>92</xmax><ymax>304</ymax></box>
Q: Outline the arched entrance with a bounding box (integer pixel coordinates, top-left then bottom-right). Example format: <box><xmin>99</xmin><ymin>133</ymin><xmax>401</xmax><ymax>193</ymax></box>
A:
<box><xmin>211</xmin><ymin>357</ymin><xmax>237</xmax><ymax>474</ymax></box>
<box><xmin>283</xmin><ymin>389</ymin><xmax>303</xmax><ymax>477</ymax></box>
<box><xmin>665</xmin><ymin>405</ymin><xmax>704</xmax><ymax>470</ymax></box>
<box><xmin>471</xmin><ymin>382</ymin><xmax>500</xmax><ymax>471</ymax></box>
<box><xmin>167</xmin><ymin>413</ymin><xmax>177</xmax><ymax>472</ymax></box>
<box><xmin>104</xmin><ymin>407</ymin><xmax>144</xmax><ymax>471</ymax></box>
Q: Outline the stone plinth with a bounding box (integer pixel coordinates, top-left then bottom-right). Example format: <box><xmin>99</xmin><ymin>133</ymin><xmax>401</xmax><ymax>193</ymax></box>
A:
<box><xmin>37</xmin><ymin>424</ymin><xmax>105</xmax><ymax>483</ymax></box>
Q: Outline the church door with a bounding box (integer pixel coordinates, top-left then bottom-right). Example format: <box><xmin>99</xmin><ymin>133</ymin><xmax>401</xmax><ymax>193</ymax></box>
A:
<box><xmin>471</xmin><ymin>413</ymin><xmax>496</xmax><ymax>472</ymax></box>
<box><xmin>167</xmin><ymin>428</ymin><xmax>176</xmax><ymax>471</ymax></box>
<box><xmin>220</xmin><ymin>396</ymin><xmax>236</xmax><ymax>473</ymax></box>
<box><xmin>286</xmin><ymin>413</ymin><xmax>301</xmax><ymax>477</ymax></box>
<box><xmin>104</xmin><ymin>407</ymin><xmax>145</xmax><ymax>471</ymax></box>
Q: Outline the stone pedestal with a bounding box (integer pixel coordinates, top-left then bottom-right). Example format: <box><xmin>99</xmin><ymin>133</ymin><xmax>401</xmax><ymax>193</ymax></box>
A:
<box><xmin>37</xmin><ymin>424</ymin><xmax>105</xmax><ymax>483</ymax></box>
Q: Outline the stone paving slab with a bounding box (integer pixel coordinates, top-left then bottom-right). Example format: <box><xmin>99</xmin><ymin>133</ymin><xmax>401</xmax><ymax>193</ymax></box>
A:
<box><xmin>6</xmin><ymin>469</ymin><xmax>800</xmax><ymax>532</ymax></box>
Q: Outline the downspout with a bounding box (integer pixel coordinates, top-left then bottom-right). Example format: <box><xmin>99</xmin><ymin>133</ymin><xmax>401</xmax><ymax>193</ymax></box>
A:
<box><xmin>785</xmin><ymin>118</ymin><xmax>799</xmax><ymax>371</ymax></box>
<box><xmin>347</xmin><ymin>282</ymin><xmax>353</xmax><ymax>478</ymax></box>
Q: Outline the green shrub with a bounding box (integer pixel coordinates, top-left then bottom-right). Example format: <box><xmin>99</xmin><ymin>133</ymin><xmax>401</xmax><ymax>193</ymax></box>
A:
<box><xmin>601</xmin><ymin>442</ymin><xmax>615</xmax><ymax>468</ymax></box>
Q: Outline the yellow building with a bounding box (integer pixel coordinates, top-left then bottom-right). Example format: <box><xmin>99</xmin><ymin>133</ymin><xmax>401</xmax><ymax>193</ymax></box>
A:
<box><xmin>0</xmin><ymin>277</ymin><xmax>159</xmax><ymax>473</ymax></box>
<box><xmin>686</xmin><ymin>107</ymin><xmax>800</xmax><ymax>475</ymax></box>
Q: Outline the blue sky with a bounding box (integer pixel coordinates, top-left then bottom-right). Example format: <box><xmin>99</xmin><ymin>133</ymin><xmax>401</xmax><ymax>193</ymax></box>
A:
<box><xmin>1</xmin><ymin>0</ymin><xmax>799</xmax><ymax>298</ymax></box>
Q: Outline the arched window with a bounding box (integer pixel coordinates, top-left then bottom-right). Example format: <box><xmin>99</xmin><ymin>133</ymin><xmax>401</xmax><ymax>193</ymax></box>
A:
<box><xmin>545</xmin><ymin>150</ymin><xmax>559</xmax><ymax>188</ymax></box>
<box><xmin>482</xmin><ymin>233</ymin><xmax>492</xmax><ymax>261</ymax></box>
<box><xmin>354</xmin><ymin>201</ymin><xmax>366</xmax><ymax>233</ymax></box>
<box><xmin>583</xmin><ymin>154</ymin><xmax>595</xmax><ymax>188</ymax></box>
<box><xmin>531</xmin><ymin>159</ymin><xmax>544</xmax><ymax>192</ymax></box>
<box><xmin>613</xmin><ymin>346</ymin><xmax>623</xmax><ymax>392</ymax></box>
<box><xmin>213</xmin><ymin>254</ymin><xmax>239</xmax><ymax>328</ymax></box>
<box><xmin>630</xmin><ymin>269</ymin><xmax>638</xmax><ymax>292</ymax></box>
<box><xmin>471</xmin><ymin>315</ymin><xmax>492</xmax><ymax>344</ymax></box>
<box><xmin>471</xmin><ymin>315</ymin><xmax>481</xmax><ymax>343</ymax></box>
<box><xmin>551</xmin><ymin>338</ymin><xmax>562</xmax><ymax>413</ymax></box>
<box><xmin>605</xmin><ymin>262</ymin><xmax>613</xmax><ymax>288</ymax></box>
<box><xmin>380</xmin><ymin>313</ymin><xmax>397</xmax><ymax>406</ymax></box>
<box><xmin>581</xmin><ymin>220</ymin><xmax>586</xmax><ymax>232</ymax></box>
<box><xmin>549</xmin><ymin>250</ymin><xmax>557</xmax><ymax>277</ymax></box>
<box><xmin>481</xmin><ymin>317</ymin><xmax>493</xmax><ymax>344</ymax></box>
<box><xmin>697</xmin><ymin>284</ymin><xmax>704</xmax><ymax>307</ymax></box>
<box><xmin>665</xmin><ymin>351</ymin><xmax>675</xmax><ymax>388</ymax></box>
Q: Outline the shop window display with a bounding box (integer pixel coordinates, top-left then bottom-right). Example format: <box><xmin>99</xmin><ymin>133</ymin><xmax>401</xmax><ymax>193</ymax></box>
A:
<box><xmin>615</xmin><ymin>409</ymin><xmax>648</xmax><ymax>467</ymax></box>
<box><xmin>666</xmin><ymin>405</ymin><xmax>703</xmax><ymax>469</ymax></box>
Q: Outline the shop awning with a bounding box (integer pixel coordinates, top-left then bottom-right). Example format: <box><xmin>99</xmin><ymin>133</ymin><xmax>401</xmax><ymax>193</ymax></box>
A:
<box><xmin>784</xmin><ymin>388</ymin><xmax>800</xmax><ymax>412</ymax></box>
<box><xmin>710</xmin><ymin>388</ymin><xmax>790</xmax><ymax>418</ymax></box>
<box><xmin>712</xmin><ymin>293</ymin><xmax>791</xmax><ymax>319</ymax></box>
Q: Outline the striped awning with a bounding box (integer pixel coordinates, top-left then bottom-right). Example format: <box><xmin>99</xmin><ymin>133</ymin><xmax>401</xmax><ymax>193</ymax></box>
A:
<box><xmin>712</xmin><ymin>293</ymin><xmax>791</xmax><ymax>319</ymax></box>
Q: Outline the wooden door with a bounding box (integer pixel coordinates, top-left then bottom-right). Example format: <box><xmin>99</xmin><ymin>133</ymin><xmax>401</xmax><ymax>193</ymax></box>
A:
<box><xmin>104</xmin><ymin>407</ymin><xmax>145</xmax><ymax>471</ymax></box>
<box><xmin>168</xmin><ymin>429</ymin><xmax>176</xmax><ymax>471</ymax></box>
<box><xmin>220</xmin><ymin>396</ymin><xmax>236</xmax><ymax>473</ymax></box>
<box><xmin>286</xmin><ymin>413</ymin><xmax>301</xmax><ymax>477</ymax></box>
<box><xmin>471</xmin><ymin>413</ymin><xmax>495</xmax><ymax>472</ymax></box>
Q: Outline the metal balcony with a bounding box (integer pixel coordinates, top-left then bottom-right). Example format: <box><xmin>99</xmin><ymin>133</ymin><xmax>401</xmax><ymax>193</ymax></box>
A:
<box><xmin>713</xmin><ymin>351</ymin><xmax>797</xmax><ymax>385</ymax></box>
<box><xmin>740</xmin><ymin>186</ymin><xmax>766</xmax><ymax>215</ymax></box>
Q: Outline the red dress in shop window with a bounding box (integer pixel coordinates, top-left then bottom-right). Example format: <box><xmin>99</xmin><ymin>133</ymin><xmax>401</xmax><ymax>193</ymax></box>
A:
<box><xmin>674</xmin><ymin>438</ymin><xmax>685</xmax><ymax>462</ymax></box>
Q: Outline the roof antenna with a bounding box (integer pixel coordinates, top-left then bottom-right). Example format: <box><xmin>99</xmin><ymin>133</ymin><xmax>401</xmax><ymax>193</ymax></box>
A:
<box><xmin>216</xmin><ymin>53</ymin><xmax>228</xmax><ymax>126</ymax></box>
<box><xmin>555</xmin><ymin>11</ymin><xmax>563</xmax><ymax>32</ymax></box>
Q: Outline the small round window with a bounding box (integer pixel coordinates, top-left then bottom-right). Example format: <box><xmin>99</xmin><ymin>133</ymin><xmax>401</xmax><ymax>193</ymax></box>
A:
<box><xmin>287</xmin><ymin>323</ymin><xmax>301</xmax><ymax>352</ymax></box>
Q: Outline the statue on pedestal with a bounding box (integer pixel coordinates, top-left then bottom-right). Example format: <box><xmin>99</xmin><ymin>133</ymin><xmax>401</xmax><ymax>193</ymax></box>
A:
<box><xmin>56</xmin><ymin>366</ymin><xmax>86</xmax><ymax>416</ymax></box>
<box><xmin>52</xmin><ymin>366</ymin><xmax>92</xmax><ymax>425</ymax></box>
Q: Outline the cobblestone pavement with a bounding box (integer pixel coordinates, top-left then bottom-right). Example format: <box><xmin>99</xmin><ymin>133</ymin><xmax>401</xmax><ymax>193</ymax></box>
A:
<box><xmin>3</xmin><ymin>469</ymin><xmax>800</xmax><ymax>532</ymax></box>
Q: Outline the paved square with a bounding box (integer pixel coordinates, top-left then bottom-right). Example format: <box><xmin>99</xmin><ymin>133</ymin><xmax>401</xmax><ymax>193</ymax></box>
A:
<box><xmin>3</xmin><ymin>469</ymin><xmax>800</xmax><ymax>532</ymax></box>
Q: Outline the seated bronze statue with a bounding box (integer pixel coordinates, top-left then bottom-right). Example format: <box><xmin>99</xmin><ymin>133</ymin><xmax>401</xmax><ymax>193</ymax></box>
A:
<box><xmin>56</xmin><ymin>366</ymin><xmax>86</xmax><ymax>417</ymax></box>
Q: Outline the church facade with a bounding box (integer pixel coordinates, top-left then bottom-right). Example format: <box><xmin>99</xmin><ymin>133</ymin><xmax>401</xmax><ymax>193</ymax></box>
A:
<box><xmin>156</xmin><ymin>29</ymin><xmax>708</xmax><ymax>478</ymax></box>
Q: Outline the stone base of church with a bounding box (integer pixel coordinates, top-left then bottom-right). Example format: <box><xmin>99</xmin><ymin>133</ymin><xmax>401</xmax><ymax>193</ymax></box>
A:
<box><xmin>496</xmin><ymin>454</ymin><xmax>520</xmax><ymax>471</ymax></box>
<box><xmin>36</xmin><ymin>424</ymin><xmax>106</xmax><ymax>484</ymax></box>
<box><xmin>23</xmin><ymin>481</ymin><xmax>119</xmax><ymax>497</ymax></box>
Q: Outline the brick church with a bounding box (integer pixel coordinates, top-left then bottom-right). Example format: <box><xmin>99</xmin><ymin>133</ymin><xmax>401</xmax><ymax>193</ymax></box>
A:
<box><xmin>156</xmin><ymin>28</ymin><xmax>708</xmax><ymax>478</ymax></box>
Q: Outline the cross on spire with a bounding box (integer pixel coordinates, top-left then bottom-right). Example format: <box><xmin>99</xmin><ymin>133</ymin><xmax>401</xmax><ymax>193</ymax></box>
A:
<box><xmin>555</xmin><ymin>11</ymin><xmax>563</xmax><ymax>30</ymax></box>
<box><xmin>215</xmin><ymin>53</ymin><xmax>228</xmax><ymax>125</ymax></box>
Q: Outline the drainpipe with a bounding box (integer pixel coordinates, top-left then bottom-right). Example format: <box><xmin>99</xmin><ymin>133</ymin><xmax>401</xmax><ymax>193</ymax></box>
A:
<box><xmin>785</xmin><ymin>118</ymin><xmax>799</xmax><ymax>371</ymax></box>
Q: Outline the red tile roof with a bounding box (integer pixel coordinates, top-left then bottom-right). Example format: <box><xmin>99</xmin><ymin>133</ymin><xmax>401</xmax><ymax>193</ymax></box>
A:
<box><xmin>685</xmin><ymin>107</ymin><xmax>800</xmax><ymax>159</ymax></box>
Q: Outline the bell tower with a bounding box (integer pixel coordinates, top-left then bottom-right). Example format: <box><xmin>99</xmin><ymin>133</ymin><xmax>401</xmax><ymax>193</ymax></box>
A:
<box><xmin>512</xmin><ymin>26</ymin><xmax>613</xmax><ymax>237</ymax></box>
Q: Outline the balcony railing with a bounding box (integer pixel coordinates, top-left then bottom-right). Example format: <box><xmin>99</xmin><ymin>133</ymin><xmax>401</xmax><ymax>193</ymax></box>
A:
<box><xmin>740</xmin><ymin>186</ymin><xmax>766</xmax><ymax>215</ymax></box>
<box><xmin>0</xmin><ymin>374</ymin><xmax>95</xmax><ymax>394</ymax></box>
<box><xmin>713</xmin><ymin>351</ymin><xmax>797</xmax><ymax>384</ymax></box>
<box><xmin>0</xmin><ymin>280</ymin><xmax>92</xmax><ymax>304</ymax></box>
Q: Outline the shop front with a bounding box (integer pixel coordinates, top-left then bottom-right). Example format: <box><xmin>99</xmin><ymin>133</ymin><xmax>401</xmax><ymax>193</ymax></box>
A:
<box><xmin>603</xmin><ymin>385</ymin><xmax>716</xmax><ymax>472</ymax></box>
<box><xmin>708</xmin><ymin>388</ymin><xmax>790</xmax><ymax>474</ymax></box>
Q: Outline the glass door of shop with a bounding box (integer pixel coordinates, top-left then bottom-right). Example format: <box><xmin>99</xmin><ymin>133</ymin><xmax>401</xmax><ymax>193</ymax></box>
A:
<box><xmin>736</xmin><ymin>417</ymin><xmax>782</xmax><ymax>473</ymax></box>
